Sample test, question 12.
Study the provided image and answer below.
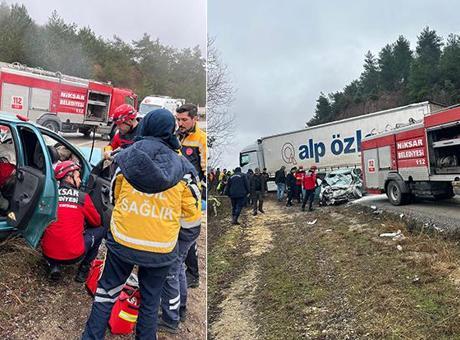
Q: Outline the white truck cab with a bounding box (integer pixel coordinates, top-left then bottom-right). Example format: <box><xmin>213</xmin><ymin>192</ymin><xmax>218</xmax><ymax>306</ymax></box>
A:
<box><xmin>240</xmin><ymin>143</ymin><xmax>264</xmax><ymax>173</ymax></box>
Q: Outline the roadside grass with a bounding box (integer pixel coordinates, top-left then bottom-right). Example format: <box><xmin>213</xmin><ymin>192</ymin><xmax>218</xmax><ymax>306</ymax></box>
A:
<box><xmin>251</xmin><ymin>204</ymin><xmax>460</xmax><ymax>339</ymax></box>
<box><xmin>207</xmin><ymin>197</ymin><xmax>251</xmax><ymax>327</ymax></box>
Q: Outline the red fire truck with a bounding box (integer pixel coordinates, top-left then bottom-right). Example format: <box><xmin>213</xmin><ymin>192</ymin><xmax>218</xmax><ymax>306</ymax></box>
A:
<box><xmin>0</xmin><ymin>62</ymin><xmax>137</xmax><ymax>137</ymax></box>
<box><xmin>361</xmin><ymin>105</ymin><xmax>460</xmax><ymax>205</ymax></box>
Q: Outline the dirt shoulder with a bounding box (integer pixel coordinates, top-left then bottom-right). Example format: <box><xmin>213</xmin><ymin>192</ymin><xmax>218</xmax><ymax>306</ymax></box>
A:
<box><xmin>0</xmin><ymin>218</ymin><xmax>206</xmax><ymax>340</ymax></box>
<box><xmin>208</xmin><ymin>195</ymin><xmax>460</xmax><ymax>339</ymax></box>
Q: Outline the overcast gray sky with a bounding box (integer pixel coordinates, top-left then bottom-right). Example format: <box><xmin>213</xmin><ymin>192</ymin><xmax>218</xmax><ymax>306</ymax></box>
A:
<box><xmin>209</xmin><ymin>0</ymin><xmax>460</xmax><ymax>168</ymax></box>
<box><xmin>6</xmin><ymin>0</ymin><xmax>206</xmax><ymax>50</ymax></box>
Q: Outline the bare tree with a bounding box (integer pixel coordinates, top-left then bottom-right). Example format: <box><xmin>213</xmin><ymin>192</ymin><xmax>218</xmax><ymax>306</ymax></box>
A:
<box><xmin>207</xmin><ymin>36</ymin><xmax>235</xmax><ymax>168</ymax></box>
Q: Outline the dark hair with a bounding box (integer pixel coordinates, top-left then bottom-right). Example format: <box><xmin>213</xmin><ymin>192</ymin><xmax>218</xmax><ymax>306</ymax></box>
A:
<box><xmin>234</xmin><ymin>167</ymin><xmax>241</xmax><ymax>173</ymax></box>
<box><xmin>176</xmin><ymin>104</ymin><xmax>198</xmax><ymax>117</ymax></box>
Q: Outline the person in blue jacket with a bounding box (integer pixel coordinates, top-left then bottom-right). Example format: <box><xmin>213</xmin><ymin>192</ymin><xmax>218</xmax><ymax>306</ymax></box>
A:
<box><xmin>225</xmin><ymin>167</ymin><xmax>250</xmax><ymax>225</ymax></box>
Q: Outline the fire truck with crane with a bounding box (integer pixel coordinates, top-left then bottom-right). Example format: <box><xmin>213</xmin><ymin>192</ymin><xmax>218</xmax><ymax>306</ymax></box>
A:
<box><xmin>0</xmin><ymin>62</ymin><xmax>137</xmax><ymax>139</ymax></box>
<box><xmin>361</xmin><ymin>104</ymin><xmax>460</xmax><ymax>205</ymax></box>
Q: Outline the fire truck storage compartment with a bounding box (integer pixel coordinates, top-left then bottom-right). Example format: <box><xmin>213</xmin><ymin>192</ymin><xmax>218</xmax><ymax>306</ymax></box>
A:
<box><xmin>86</xmin><ymin>91</ymin><xmax>110</xmax><ymax>122</ymax></box>
<box><xmin>428</xmin><ymin>122</ymin><xmax>460</xmax><ymax>174</ymax></box>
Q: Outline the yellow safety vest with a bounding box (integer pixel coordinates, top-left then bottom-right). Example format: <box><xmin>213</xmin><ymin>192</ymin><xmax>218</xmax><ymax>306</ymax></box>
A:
<box><xmin>110</xmin><ymin>172</ymin><xmax>201</xmax><ymax>253</ymax></box>
<box><xmin>180</xmin><ymin>125</ymin><xmax>207</xmax><ymax>180</ymax></box>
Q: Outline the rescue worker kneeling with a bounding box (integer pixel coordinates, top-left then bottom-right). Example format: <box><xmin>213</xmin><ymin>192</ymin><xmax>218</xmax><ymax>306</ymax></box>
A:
<box><xmin>82</xmin><ymin>109</ymin><xmax>199</xmax><ymax>340</ymax></box>
<box><xmin>41</xmin><ymin>161</ymin><xmax>104</xmax><ymax>282</ymax></box>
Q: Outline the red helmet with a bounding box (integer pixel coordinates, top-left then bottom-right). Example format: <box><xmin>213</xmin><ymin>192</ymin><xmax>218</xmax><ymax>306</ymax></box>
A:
<box><xmin>113</xmin><ymin>104</ymin><xmax>137</xmax><ymax>125</ymax></box>
<box><xmin>54</xmin><ymin>161</ymin><xmax>80</xmax><ymax>180</ymax></box>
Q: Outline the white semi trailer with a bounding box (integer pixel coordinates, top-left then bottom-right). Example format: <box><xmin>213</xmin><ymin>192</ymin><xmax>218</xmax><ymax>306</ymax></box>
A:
<box><xmin>240</xmin><ymin>102</ymin><xmax>444</xmax><ymax>177</ymax></box>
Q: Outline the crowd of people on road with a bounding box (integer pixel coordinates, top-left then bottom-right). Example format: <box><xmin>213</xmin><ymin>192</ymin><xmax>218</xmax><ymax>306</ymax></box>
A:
<box><xmin>275</xmin><ymin>165</ymin><xmax>319</xmax><ymax>211</ymax></box>
<box><xmin>38</xmin><ymin>103</ymin><xmax>206</xmax><ymax>339</ymax></box>
<box><xmin>207</xmin><ymin>167</ymin><xmax>231</xmax><ymax>194</ymax></box>
<box><xmin>219</xmin><ymin>164</ymin><xmax>320</xmax><ymax>225</ymax></box>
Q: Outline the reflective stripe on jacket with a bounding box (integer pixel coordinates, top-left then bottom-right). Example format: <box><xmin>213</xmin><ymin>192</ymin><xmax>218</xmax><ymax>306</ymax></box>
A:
<box><xmin>110</xmin><ymin>171</ymin><xmax>200</xmax><ymax>253</ymax></box>
<box><xmin>180</xmin><ymin>174</ymin><xmax>202</xmax><ymax>229</ymax></box>
<box><xmin>179</xmin><ymin>125</ymin><xmax>207</xmax><ymax>181</ymax></box>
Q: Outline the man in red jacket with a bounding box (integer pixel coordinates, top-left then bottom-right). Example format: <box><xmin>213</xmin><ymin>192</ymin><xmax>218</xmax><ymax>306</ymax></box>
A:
<box><xmin>301</xmin><ymin>165</ymin><xmax>318</xmax><ymax>212</ymax></box>
<box><xmin>295</xmin><ymin>166</ymin><xmax>306</xmax><ymax>203</ymax></box>
<box><xmin>41</xmin><ymin>161</ymin><xmax>104</xmax><ymax>282</ymax></box>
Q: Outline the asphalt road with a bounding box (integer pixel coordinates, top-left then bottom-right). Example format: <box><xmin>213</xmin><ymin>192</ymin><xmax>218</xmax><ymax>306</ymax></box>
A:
<box><xmin>60</xmin><ymin>132</ymin><xmax>108</xmax><ymax>164</ymax></box>
<box><xmin>62</xmin><ymin>132</ymin><xmax>108</xmax><ymax>149</ymax></box>
<box><xmin>353</xmin><ymin>193</ymin><xmax>460</xmax><ymax>233</ymax></box>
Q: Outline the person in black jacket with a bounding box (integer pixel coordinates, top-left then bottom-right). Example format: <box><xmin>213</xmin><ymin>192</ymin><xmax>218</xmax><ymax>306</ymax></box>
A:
<box><xmin>286</xmin><ymin>167</ymin><xmax>297</xmax><ymax>207</ymax></box>
<box><xmin>245</xmin><ymin>169</ymin><xmax>254</xmax><ymax>206</ymax></box>
<box><xmin>274</xmin><ymin>166</ymin><xmax>286</xmax><ymax>202</ymax></box>
<box><xmin>250</xmin><ymin>168</ymin><xmax>266</xmax><ymax>215</ymax></box>
<box><xmin>225</xmin><ymin>167</ymin><xmax>250</xmax><ymax>224</ymax></box>
<box><xmin>262</xmin><ymin>168</ymin><xmax>269</xmax><ymax>191</ymax></box>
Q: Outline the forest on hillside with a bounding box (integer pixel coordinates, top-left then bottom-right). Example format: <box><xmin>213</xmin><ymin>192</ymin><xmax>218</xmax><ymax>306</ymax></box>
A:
<box><xmin>308</xmin><ymin>27</ymin><xmax>460</xmax><ymax>126</ymax></box>
<box><xmin>0</xmin><ymin>3</ymin><xmax>205</xmax><ymax>105</ymax></box>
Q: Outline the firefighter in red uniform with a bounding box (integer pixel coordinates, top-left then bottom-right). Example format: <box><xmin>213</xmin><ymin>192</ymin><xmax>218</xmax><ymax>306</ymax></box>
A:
<box><xmin>295</xmin><ymin>166</ymin><xmax>306</xmax><ymax>203</ymax></box>
<box><xmin>301</xmin><ymin>165</ymin><xmax>318</xmax><ymax>212</ymax></box>
<box><xmin>103</xmin><ymin>104</ymin><xmax>140</xmax><ymax>159</ymax></box>
<box><xmin>41</xmin><ymin>161</ymin><xmax>104</xmax><ymax>282</ymax></box>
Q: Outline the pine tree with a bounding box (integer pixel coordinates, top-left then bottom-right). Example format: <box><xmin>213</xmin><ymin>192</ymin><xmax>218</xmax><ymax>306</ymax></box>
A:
<box><xmin>360</xmin><ymin>51</ymin><xmax>380</xmax><ymax>99</ymax></box>
<box><xmin>408</xmin><ymin>27</ymin><xmax>443</xmax><ymax>101</ymax></box>
<box><xmin>170</xmin><ymin>46</ymin><xmax>205</xmax><ymax>105</ymax></box>
<box><xmin>343</xmin><ymin>80</ymin><xmax>362</xmax><ymax>104</ymax></box>
<box><xmin>378</xmin><ymin>44</ymin><xmax>396</xmax><ymax>91</ymax></box>
<box><xmin>133</xmin><ymin>34</ymin><xmax>175</xmax><ymax>99</ymax></box>
<box><xmin>440</xmin><ymin>34</ymin><xmax>460</xmax><ymax>89</ymax></box>
<box><xmin>307</xmin><ymin>93</ymin><xmax>332</xmax><ymax>126</ymax></box>
<box><xmin>0</xmin><ymin>4</ymin><xmax>34</xmax><ymax>63</ymax></box>
<box><xmin>392</xmin><ymin>36</ymin><xmax>412</xmax><ymax>88</ymax></box>
<box><xmin>39</xmin><ymin>11</ymin><xmax>92</xmax><ymax>77</ymax></box>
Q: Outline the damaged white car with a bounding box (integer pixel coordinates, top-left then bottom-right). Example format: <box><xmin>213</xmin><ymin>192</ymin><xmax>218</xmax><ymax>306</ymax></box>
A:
<box><xmin>319</xmin><ymin>169</ymin><xmax>364</xmax><ymax>205</ymax></box>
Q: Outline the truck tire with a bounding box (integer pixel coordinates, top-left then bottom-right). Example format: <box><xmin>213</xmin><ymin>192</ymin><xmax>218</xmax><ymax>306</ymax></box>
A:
<box><xmin>386</xmin><ymin>180</ymin><xmax>410</xmax><ymax>206</ymax></box>
<box><xmin>42</xmin><ymin>120</ymin><xmax>59</xmax><ymax>133</ymax></box>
